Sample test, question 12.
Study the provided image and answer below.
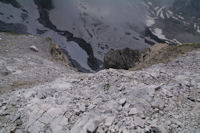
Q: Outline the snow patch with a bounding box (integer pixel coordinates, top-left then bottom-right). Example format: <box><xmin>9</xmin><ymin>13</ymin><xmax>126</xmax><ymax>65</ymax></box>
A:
<box><xmin>165</xmin><ymin>12</ymin><xmax>170</xmax><ymax>18</ymax></box>
<box><xmin>194</xmin><ymin>23</ymin><xmax>200</xmax><ymax>33</ymax></box>
<box><xmin>146</xmin><ymin>16</ymin><xmax>155</xmax><ymax>27</ymax></box>
<box><xmin>197</xmin><ymin>26</ymin><xmax>200</xmax><ymax>33</ymax></box>
<box><xmin>156</xmin><ymin>7</ymin><xmax>164</xmax><ymax>16</ymax></box>
<box><xmin>168</xmin><ymin>10</ymin><xmax>173</xmax><ymax>15</ymax></box>
<box><xmin>153</xmin><ymin>28</ymin><xmax>166</xmax><ymax>40</ymax></box>
<box><xmin>176</xmin><ymin>15</ymin><xmax>184</xmax><ymax>20</ymax></box>
<box><xmin>172</xmin><ymin>16</ymin><xmax>179</xmax><ymax>21</ymax></box>
<box><xmin>194</xmin><ymin>23</ymin><xmax>197</xmax><ymax>29</ymax></box>
<box><xmin>160</xmin><ymin>12</ymin><xmax>165</xmax><ymax>19</ymax></box>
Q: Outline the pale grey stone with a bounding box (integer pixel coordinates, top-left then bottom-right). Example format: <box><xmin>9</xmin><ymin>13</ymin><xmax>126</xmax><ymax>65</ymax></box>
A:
<box><xmin>105</xmin><ymin>116</ymin><xmax>115</xmax><ymax>127</ymax></box>
<box><xmin>29</xmin><ymin>45</ymin><xmax>39</xmax><ymax>52</ymax></box>
<box><xmin>15</xmin><ymin>129</ymin><xmax>23</xmax><ymax>133</ymax></box>
<box><xmin>79</xmin><ymin>104</ymin><xmax>86</xmax><ymax>112</ymax></box>
<box><xmin>119</xmin><ymin>98</ymin><xmax>126</xmax><ymax>106</ymax></box>
<box><xmin>129</xmin><ymin>108</ymin><xmax>138</xmax><ymax>115</ymax></box>
<box><xmin>70</xmin><ymin>113</ymin><xmax>104</xmax><ymax>133</ymax></box>
<box><xmin>122</xmin><ymin>128</ymin><xmax>129</xmax><ymax>133</ymax></box>
<box><xmin>134</xmin><ymin>117</ymin><xmax>145</xmax><ymax>128</ymax></box>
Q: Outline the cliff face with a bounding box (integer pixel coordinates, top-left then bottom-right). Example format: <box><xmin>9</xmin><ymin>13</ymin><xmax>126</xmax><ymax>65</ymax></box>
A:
<box><xmin>104</xmin><ymin>48</ymin><xmax>141</xmax><ymax>70</ymax></box>
<box><xmin>0</xmin><ymin>33</ymin><xmax>200</xmax><ymax>133</ymax></box>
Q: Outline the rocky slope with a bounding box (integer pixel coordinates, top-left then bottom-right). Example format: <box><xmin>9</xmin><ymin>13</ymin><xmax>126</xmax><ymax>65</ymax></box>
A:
<box><xmin>131</xmin><ymin>43</ymin><xmax>200</xmax><ymax>71</ymax></box>
<box><xmin>0</xmin><ymin>33</ymin><xmax>200</xmax><ymax>133</ymax></box>
<box><xmin>0</xmin><ymin>32</ymin><xmax>74</xmax><ymax>94</ymax></box>
<box><xmin>0</xmin><ymin>0</ymin><xmax>200</xmax><ymax>72</ymax></box>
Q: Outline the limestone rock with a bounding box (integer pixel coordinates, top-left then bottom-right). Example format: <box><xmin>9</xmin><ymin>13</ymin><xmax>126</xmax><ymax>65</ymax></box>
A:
<box><xmin>105</xmin><ymin>116</ymin><xmax>115</xmax><ymax>126</ymax></box>
<box><xmin>122</xmin><ymin>128</ymin><xmax>129</xmax><ymax>133</ymax></box>
<box><xmin>70</xmin><ymin>113</ymin><xmax>104</xmax><ymax>133</ymax></box>
<box><xmin>29</xmin><ymin>45</ymin><xmax>39</xmax><ymax>52</ymax></box>
<box><xmin>79</xmin><ymin>104</ymin><xmax>86</xmax><ymax>112</ymax></box>
<box><xmin>119</xmin><ymin>98</ymin><xmax>126</xmax><ymax>106</ymax></box>
<box><xmin>0</xmin><ymin>36</ymin><xmax>200</xmax><ymax>133</ymax></box>
<box><xmin>129</xmin><ymin>108</ymin><xmax>138</xmax><ymax>115</ymax></box>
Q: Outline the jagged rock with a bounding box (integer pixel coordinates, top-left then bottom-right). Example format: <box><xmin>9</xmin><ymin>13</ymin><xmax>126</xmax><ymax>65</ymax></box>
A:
<box><xmin>151</xmin><ymin>98</ymin><xmax>165</xmax><ymax>110</ymax></box>
<box><xmin>79</xmin><ymin>104</ymin><xmax>86</xmax><ymax>112</ymax></box>
<box><xmin>134</xmin><ymin>117</ymin><xmax>145</xmax><ymax>128</ymax></box>
<box><xmin>71</xmin><ymin>113</ymin><xmax>104</xmax><ymax>133</ymax></box>
<box><xmin>122</xmin><ymin>128</ymin><xmax>129</xmax><ymax>133</ymax></box>
<box><xmin>105</xmin><ymin>116</ymin><xmax>115</xmax><ymax>126</ymax></box>
<box><xmin>104</xmin><ymin>48</ymin><xmax>141</xmax><ymax>69</ymax></box>
<box><xmin>129</xmin><ymin>108</ymin><xmax>138</xmax><ymax>115</ymax></box>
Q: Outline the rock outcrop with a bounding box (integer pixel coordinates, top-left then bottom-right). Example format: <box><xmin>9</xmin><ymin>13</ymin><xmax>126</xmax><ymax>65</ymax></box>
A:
<box><xmin>0</xmin><ymin>33</ymin><xmax>199</xmax><ymax>132</ymax></box>
<box><xmin>104</xmin><ymin>48</ymin><xmax>141</xmax><ymax>69</ymax></box>
<box><xmin>104</xmin><ymin>43</ymin><xmax>200</xmax><ymax>71</ymax></box>
<box><xmin>131</xmin><ymin>43</ymin><xmax>200</xmax><ymax>71</ymax></box>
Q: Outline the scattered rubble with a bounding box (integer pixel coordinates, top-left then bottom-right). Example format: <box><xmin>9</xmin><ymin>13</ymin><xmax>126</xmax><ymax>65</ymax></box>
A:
<box><xmin>0</xmin><ymin>50</ymin><xmax>199</xmax><ymax>133</ymax></box>
<box><xmin>0</xmin><ymin>33</ymin><xmax>200</xmax><ymax>133</ymax></box>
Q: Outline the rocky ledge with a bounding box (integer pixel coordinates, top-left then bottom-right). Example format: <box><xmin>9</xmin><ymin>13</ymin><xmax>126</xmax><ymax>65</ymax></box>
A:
<box><xmin>0</xmin><ymin>33</ymin><xmax>200</xmax><ymax>133</ymax></box>
<box><xmin>104</xmin><ymin>43</ymin><xmax>200</xmax><ymax>70</ymax></box>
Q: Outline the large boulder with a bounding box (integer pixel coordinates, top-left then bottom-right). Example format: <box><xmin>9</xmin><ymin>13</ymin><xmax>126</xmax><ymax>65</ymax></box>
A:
<box><xmin>104</xmin><ymin>48</ymin><xmax>141</xmax><ymax>69</ymax></box>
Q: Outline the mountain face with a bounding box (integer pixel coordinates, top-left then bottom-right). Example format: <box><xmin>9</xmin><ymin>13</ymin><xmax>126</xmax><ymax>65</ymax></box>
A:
<box><xmin>0</xmin><ymin>0</ymin><xmax>199</xmax><ymax>72</ymax></box>
<box><xmin>0</xmin><ymin>32</ymin><xmax>200</xmax><ymax>132</ymax></box>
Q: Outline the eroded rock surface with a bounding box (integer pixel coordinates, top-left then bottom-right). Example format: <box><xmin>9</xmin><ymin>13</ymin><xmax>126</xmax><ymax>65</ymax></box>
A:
<box><xmin>0</xmin><ymin>47</ymin><xmax>200</xmax><ymax>132</ymax></box>
<box><xmin>104</xmin><ymin>48</ymin><xmax>141</xmax><ymax>69</ymax></box>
